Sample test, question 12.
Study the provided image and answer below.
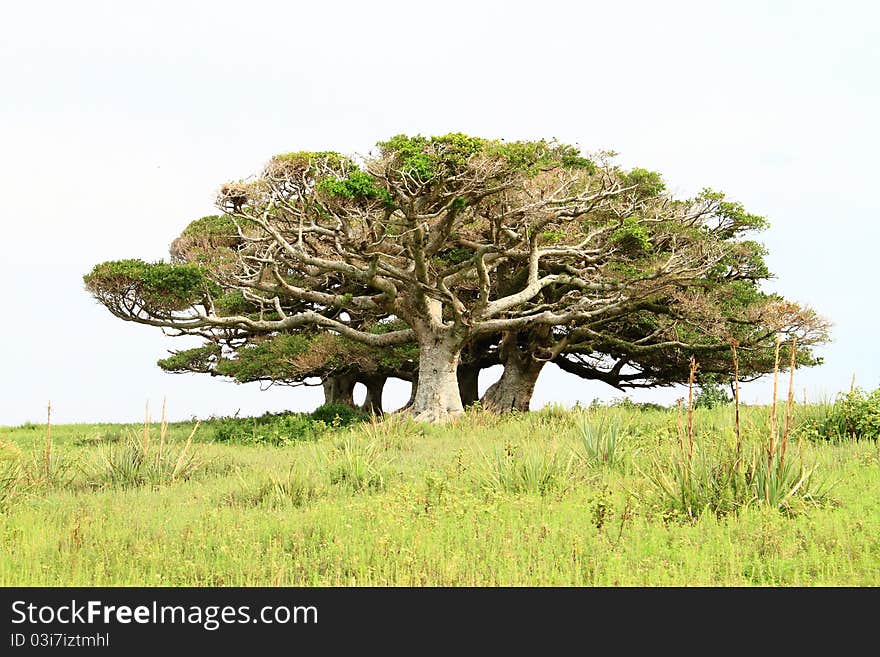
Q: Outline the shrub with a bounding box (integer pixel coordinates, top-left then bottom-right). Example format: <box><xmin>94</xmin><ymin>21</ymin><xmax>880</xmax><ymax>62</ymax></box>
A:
<box><xmin>836</xmin><ymin>387</ymin><xmax>880</xmax><ymax>440</ymax></box>
<box><xmin>592</xmin><ymin>397</ymin><xmax>667</xmax><ymax>412</ymax></box>
<box><xmin>309</xmin><ymin>403</ymin><xmax>368</xmax><ymax>427</ymax></box>
<box><xmin>792</xmin><ymin>400</ymin><xmax>848</xmax><ymax>441</ymax></box>
<box><xmin>694</xmin><ymin>383</ymin><xmax>732</xmax><ymax>409</ymax></box>
<box><xmin>797</xmin><ymin>387</ymin><xmax>880</xmax><ymax>441</ymax></box>
<box><xmin>212</xmin><ymin>412</ymin><xmax>326</xmax><ymax>445</ymax></box>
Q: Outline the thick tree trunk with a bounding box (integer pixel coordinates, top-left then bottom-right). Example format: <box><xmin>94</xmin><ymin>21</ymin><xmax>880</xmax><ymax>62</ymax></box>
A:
<box><xmin>410</xmin><ymin>333</ymin><xmax>466</xmax><ymax>423</ymax></box>
<box><xmin>322</xmin><ymin>374</ymin><xmax>357</xmax><ymax>407</ymax></box>
<box><xmin>457</xmin><ymin>364</ymin><xmax>480</xmax><ymax>408</ymax></box>
<box><xmin>359</xmin><ymin>375</ymin><xmax>386</xmax><ymax>415</ymax></box>
<box><xmin>481</xmin><ymin>334</ymin><xmax>546</xmax><ymax>412</ymax></box>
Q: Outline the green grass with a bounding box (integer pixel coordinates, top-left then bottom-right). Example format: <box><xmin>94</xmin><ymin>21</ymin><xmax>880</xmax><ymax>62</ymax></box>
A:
<box><xmin>0</xmin><ymin>403</ymin><xmax>878</xmax><ymax>586</ymax></box>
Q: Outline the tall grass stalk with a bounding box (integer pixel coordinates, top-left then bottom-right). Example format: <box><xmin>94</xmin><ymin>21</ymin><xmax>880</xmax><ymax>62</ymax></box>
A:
<box><xmin>768</xmin><ymin>336</ymin><xmax>781</xmax><ymax>473</ymax></box>
<box><xmin>142</xmin><ymin>401</ymin><xmax>151</xmax><ymax>456</ymax></box>
<box><xmin>44</xmin><ymin>401</ymin><xmax>52</xmax><ymax>482</ymax></box>
<box><xmin>687</xmin><ymin>357</ymin><xmax>697</xmax><ymax>462</ymax></box>
<box><xmin>675</xmin><ymin>398</ymin><xmax>685</xmax><ymax>458</ymax></box>
<box><xmin>780</xmin><ymin>338</ymin><xmax>797</xmax><ymax>470</ymax></box>
<box><xmin>159</xmin><ymin>398</ymin><xmax>168</xmax><ymax>456</ymax></box>
<box><xmin>730</xmin><ymin>340</ymin><xmax>741</xmax><ymax>463</ymax></box>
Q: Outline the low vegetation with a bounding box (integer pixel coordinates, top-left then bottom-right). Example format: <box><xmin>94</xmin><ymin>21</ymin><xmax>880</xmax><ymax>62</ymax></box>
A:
<box><xmin>0</xmin><ymin>387</ymin><xmax>878</xmax><ymax>585</ymax></box>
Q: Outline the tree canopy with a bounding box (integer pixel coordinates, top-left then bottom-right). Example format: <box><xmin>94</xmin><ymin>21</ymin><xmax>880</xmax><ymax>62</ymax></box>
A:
<box><xmin>85</xmin><ymin>133</ymin><xmax>828</xmax><ymax>422</ymax></box>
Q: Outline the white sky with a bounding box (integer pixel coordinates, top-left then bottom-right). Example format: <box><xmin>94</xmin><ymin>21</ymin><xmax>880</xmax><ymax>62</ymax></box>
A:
<box><xmin>1</xmin><ymin>0</ymin><xmax>878</xmax><ymax>424</ymax></box>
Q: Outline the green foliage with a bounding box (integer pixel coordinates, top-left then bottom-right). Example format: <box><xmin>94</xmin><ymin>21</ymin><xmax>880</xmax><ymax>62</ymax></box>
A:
<box><xmin>309</xmin><ymin>403</ymin><xmax>368</xmax><ymax>427</ymax></box>
<box><xmin>316</xmin><ymin>170</ymin><xmax>393</xmax><ymax>205</ymax></box>
<box><xmin>225</xmin><ymin>467</ymin><xmax>324</xmax><ymax>508</ymax></box>
<box><xmin>610</xmin><ymin>217</ymin><xmax>651</xmax><ymax>255</ymax></box>
<box><xmin>707</xmin><ymin>241</ymin><xmax>770</xmax><ymax>282</ymax></box>
<box><xmin>792</xmin><ymin>400</ymin><xmax>848</xmax><ymax>441</ymax></box>
<box><xmin>214</xmin><ymin>334</ymin><xmax>316</xmax><ymax>382</ymax></box>
<box><xmin>541</xmin><ymin>229</ymin><xmax>566</xmax><ymax>243</ymax></box>
<box><xmin>717</xmin><ymin>200</ymin><xmax>768</xmax><ymax>233</ymax></box>
<box><xmin>0</xmin><ymin>460</ymin><xmax>26</xmax><ymax>512</ymax></box>
<box><xmin>698</xmin><ymin>188</ymin><xmax>768</xmax><ymax>234</ymax></box>
<box><xmin>157</xmin><ymin>345</ymin><xmax>221</xmax><ymax>374</ymax></box>
<box><xmin>210</xmin><ymin>402</ymin><xmax>370</xmax><ymax>447</ymax></box>
<box><xmin>490</xmin><ymin>139</ymin><xmax>596</xmax><ymax>175</ymax></box>
<box><xmin>95</xmin><ymin>430</ymin><xmax>204</xmax><ymax>488</ymax></box>
<box><xmin>272</xmin><ymin>151</ymin><xmax>353</xmax><ymax>171</ymax></box>
<box><xmin>695</xmin><ymin>382</ymin><xmax>732</xmax><ymax>409</ymax></box>
<box><xmin>474</xmin><ymin>443</ymin><xmax>574</xmax><ymax>495</ymax></box>
<box><xmin>833</xmin><ymin>388</ymin><xmax>880</xmax><ymax>440</ymax></box>
<box><xmin>591</xmin><ymin>397</ymin><xmax>668</xmax><ymax>412</ymax></box>
<box><xmin>211</xmin><ymin>412</ymin><xmax>327</xmax><ymax>446</ymax></box>
<box><xmin>622</xmin><ymin>168</ymin><xmax>665</xmax><ymax>197</ymax></box>
<box><xmin>180</xmin><ymin>214</ymin><xmax>239</xmax><ymax>239</ymax></box>
<box><xmin>377</xmin><ymin>134</ymin><xmax>436</xmax><ymax>179</ymax></box>
<box><xmin>212</xmin><ymin>290</ymin><xmax>250</xmax><ymax>316</ymax></box>
<box><xmin>2</xmin><ymin>403</ymin><xmax>876</xmax><ymax>586</ymax></box>
<box><xmin>84</xmin><ymin>260</ymin><xmax>216</xmax><ymax>310</ymax></box>
<box><xmin>210</xmin><ymin>331</ymin><xmax>413</xmax><ymax>383</ymax></box>
<box><xmin>378</xmin><ymin>133</ymin><xmax>486</xmax><ymax>181</ymax></box>
<box><xmin>645</xmin><ymin>442</ymin><xmax>831</xmax><ymax>520</ymax></box>
<box><xmin>748</xmin><ymin>452</ymin><xmax>832</xmax><ymax>511</ymax></box>
<box><xmin>643</xmin><ymin>444</ymin><xmax>743</xmax><ymax>520</ymax></box>
<box><xmin>329</xmin><ymin>436</ymin><xmax>387</xmax><ymax>492</ymax></box>
<box><xmin>376</xmin><ymin>133</ymin><xmax>595</xmax><ymax>182</ymax></box>
<box><xmin>579</xmin><ymin>415</ymin><xmax>628</xmax><ymax>468</ymax></box>
<box><xmin>793</xmin><ymin>388</ymin><xmax>880</xmax><ymax>441</ymax></box>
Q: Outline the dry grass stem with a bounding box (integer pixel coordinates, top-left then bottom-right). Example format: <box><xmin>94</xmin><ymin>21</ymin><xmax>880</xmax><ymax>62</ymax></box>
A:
<box><xmin>159</xmin><ymin>397</ymin><xmax>168</xmax><ymax>456</ymax></box>
<box><xmin>780</xmin><ymin>338</ymin><xmax>797</xmax><ymax>470</ymax></box>
<box><xmin>730</xmin><ymin>340</ymin><xmax>741</xmax><ymax>463</ymax></box>
<box><xmin>44</xmin><ymin>401</ymin><xmax>52</xmax><ymax>481</ymax></box>
<box><xmin>687</xmin><ymin>357</ymin><xmax>698</xmax><ymax>463</ymax></box>
<box><xmin>675</xmin><ymin>398</ymin><xmax>685</xmax><ymax>459</ymax></box>
<box><xmin>143</xmin><ymin>401</ymin><xmax>151</xmax><ymax>457</ymax></box>
<box><xmin>768</xmin><ymin>335</ymin><xmax>781</xmax><ymax>466</ymax></box>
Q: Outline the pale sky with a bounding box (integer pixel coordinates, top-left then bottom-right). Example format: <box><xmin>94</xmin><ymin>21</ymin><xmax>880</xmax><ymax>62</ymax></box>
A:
<box><xmin>1</xmin><ymin>0</ymin><xmax>878</xmax><ymax>424</ymax></box>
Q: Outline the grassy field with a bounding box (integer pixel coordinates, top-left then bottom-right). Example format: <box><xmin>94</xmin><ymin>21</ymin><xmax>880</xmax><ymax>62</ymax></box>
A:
<box><xmin>0</xmin><ymin>401</ymin><xmax>878</xmax><ymax>586</ymax></box>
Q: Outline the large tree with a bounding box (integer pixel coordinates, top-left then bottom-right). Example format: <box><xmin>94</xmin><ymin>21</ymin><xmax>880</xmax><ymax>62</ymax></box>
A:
<box><xmin>85</xmin><ymin>133</ymin><xmax>826</xmax><ymax>422</ymax></box>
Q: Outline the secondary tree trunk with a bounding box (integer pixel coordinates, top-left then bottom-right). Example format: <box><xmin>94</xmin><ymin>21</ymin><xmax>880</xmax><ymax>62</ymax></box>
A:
<box><xmin>359</xmin><ymin>374</ymin><xmax>386</xmax><ymax>415</ymax></box>
<box><xmin>322</xmin><ymin>374</ymin><xmax>357</xmax><ymax>407</ymax></box>
<box><xmin>410</xmin><ymin>332</ymin><xmax>466</xmax><ymax>423</ymax></box>
<box><xmin>400</xmin><ymin>377</ymin><xmax>418</xmax><ymax>412</ymax></box>
<box><xmin>481</xmin><ymin>334</ymin><xmax>546</xmax><ymax>412</ymax></box>
<box><xmin>457</xmin><ymin>363</ymin><xmax>480</xmax><ymax>408</ymax></box>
